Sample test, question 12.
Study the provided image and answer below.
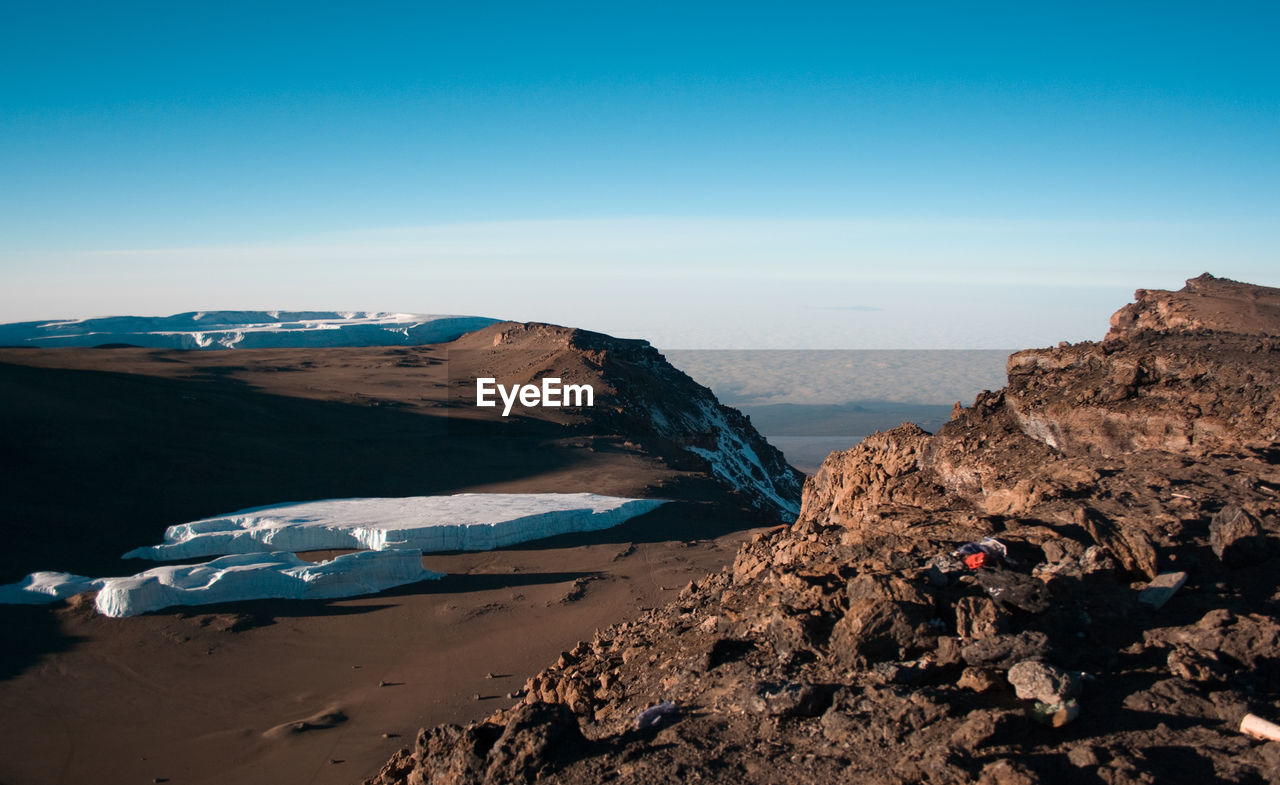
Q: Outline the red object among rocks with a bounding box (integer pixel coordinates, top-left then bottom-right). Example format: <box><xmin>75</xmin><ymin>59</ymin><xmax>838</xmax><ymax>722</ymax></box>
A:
<box><xmin>964</xmin><ymin>552</ymin><xmax>993</xmax><ymax>570</ymax></box>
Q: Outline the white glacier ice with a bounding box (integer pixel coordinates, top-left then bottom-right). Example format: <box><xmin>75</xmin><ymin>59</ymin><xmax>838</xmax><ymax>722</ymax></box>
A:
<box><xmin>124</xmin><ymin>493</ymin><xmax>668</xmax><ymax>560</ymax></box>
<box><xmin>0</xmin><ymin>571</ymin><xmax>101</xmax><ymax>604</ymax></box>
<box><xmin>0</xmin><ymin>493</ymin><xmax>664</xmax><ymax>617</ymax></box>
<box><xmin>94</xmin><ymin>549</ymin><xmax>436</xmax><ymax>617</ymax></box>
<box><xmin>0</xmin><ymin>550</ymin><xmax>436</xmax><ymax>617</ymax></box>
<box><xmin>0</xmin><ymin>311</ymin><xmax>498</xmax><ymax>349</ymax></box>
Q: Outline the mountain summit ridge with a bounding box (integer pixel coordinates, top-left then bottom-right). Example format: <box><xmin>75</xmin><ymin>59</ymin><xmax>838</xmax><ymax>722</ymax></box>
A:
<box><xmin>1108</xmin><ymin>272</ymin><xmax>1280</xmax><ymax>341</ymax></box>
<box><xmin>452</xmin><ymin>320</ymin><xmax>804</xmax><ymax>516</ymax></box>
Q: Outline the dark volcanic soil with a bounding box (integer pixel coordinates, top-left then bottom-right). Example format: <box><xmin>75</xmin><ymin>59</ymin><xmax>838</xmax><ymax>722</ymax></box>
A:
<box><xmin>367</xmin><ymin>274</ymin><xmax>1280</xmax><ymax>785</ymax></box>
<box><xmin>0</xmin><ymin>322</ymin><xmax>797</xmax><ymax>785</ymax></box>
<box><xmin>0</xmin><ymin>511</ymin><xmax>765</xmax><ymax>785</ymax></box>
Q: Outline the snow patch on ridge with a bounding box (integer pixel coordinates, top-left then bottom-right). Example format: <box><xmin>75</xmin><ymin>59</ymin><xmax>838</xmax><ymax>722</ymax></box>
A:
<box><xmin>124</xmin><ymin>493</ymin><xmax>667</xmax><ymax>560</ymax></box>
<box><xmin>684</xmin><ymin>401</ymin><xmax>800</xmax><ymax>517</ymax></box>
<box><xmin>643</xmin><ymin>390</ymin><xmax>800</xmax><ymax>516</ymax></box>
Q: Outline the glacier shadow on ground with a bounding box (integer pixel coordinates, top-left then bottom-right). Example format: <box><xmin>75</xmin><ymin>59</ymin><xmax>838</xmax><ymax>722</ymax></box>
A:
<box><xmin>0</xmin><ymin>362</ymin><xmax>594</xmax><ymax>677</ymax></box>
<box><xmin>494</xmin><ymin>501</ymin><xmax>760</xmax><ymax>551</ymax></box>
<box><xmin>1</xmin><ymin>361</ymin><xmax>594</xmax><ymax>581</ymax></box>
<box><xmin>0</xmin><ymin>359</ymin><xmax>773</xmax><ymax>680</ymax></box>
<box><xmin>0</xmin><ymin>569</ymin><xmax>617</xmax><ymax>681</ymax></box>
<box><xmin>0</xmin><ymin>604</ymin><xmax>86</xmax><ymax>681</ymax></box>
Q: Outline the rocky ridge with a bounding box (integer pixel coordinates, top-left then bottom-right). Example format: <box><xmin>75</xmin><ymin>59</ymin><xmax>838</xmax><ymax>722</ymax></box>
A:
<box><xmin>368</xmin><ymin>274</ymin><xmax>1280</xmax><ymax>785</ymax></box>
<box><xmin>452</xmin><ymin>322</ymin><xmax>804</xmax><ymax>516</ymax></box>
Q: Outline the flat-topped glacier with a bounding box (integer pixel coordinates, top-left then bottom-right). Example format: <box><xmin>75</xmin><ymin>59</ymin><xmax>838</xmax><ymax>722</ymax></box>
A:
<box><xmin>0</xmin><ymin>311</ymin><xmax>498</xmax><ymax>349</ymax></box>
<box><xmin>125</xmin><ymin>493</ymin><xmax>668</xmax><ymax>560</ymax></box>
<box><xmin>0</xmin><ymin>571</ymin><xmax>101</xmax><ymax>604</ymax></box>
<box><xmin>0</xmin><ymin>550</ymin><xmax>437</xmax><ymax>617</ymax></box>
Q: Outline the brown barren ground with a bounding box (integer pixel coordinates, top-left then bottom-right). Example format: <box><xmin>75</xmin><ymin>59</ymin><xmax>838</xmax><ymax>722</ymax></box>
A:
<box><xmin>0</xmin><ymin>338</ymin><xmax>774</xmax><ymax>784</ymax></box>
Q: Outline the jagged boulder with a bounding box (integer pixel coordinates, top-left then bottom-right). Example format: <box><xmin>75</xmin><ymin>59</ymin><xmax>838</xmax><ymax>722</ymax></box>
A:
<box><xmin>829</xmin><ymin>574</ymin><xmax>938</xmax><ymax>667</ymax></box>
<box><xmin>1006</xmin><ymin>661</ymin><xmax>1081</xmax><ymax>704</ymax></box>
<box><xmin>365</xmin><ymin>702</ymin><xmax>587</xmax><ymax>785</ymax></box>
<box><xmin>799</xmin><ymin>424</ymin><xmax>936</xmax><ymax>527</ymax></box>
<box><xmin>1210</xmin><ymin>504</ymin><xmax>1268</xmax><ymax>567</ymax></box>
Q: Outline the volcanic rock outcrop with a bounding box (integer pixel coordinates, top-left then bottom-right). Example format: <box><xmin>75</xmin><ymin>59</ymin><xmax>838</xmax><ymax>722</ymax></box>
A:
<box><xmin>450</xmin><ymin>322</ymin><xmax>804</xmax><ymax>515</ymax></box>
<box><xmin>368</xmin><ymin>274</ymin><xmax>1280</xmax><ymax>785</ymax></box>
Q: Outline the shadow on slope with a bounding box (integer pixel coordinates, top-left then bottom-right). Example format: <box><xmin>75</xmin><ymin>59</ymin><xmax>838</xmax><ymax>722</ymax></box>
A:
<box><xmin>0</xmin><ymin>605</ymin><xmax>86</xmax><ymax>681</ymax></box>
<box><xmin>0</xmin><ymin>361</ymin><xmax>602</xmax><ymax>583</ymax></box>
<box><xmin>737</xmin><ymin>400</ymin><xmax>955</xmax><ymax>437</ymax></box>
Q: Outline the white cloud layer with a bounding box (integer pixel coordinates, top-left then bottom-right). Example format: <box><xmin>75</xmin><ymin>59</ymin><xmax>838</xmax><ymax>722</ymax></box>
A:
<box><xmin>3</xmin><ymin>216</ymin><xmax>1275</xmax><ymax>348</ymax></box>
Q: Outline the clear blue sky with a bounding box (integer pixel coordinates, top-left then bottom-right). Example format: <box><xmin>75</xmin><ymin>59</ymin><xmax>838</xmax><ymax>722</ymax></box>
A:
<box><xmin>2</xmin><ymin>2</ymin><xmax>1277</xmax><ymax>348</ymax></box>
